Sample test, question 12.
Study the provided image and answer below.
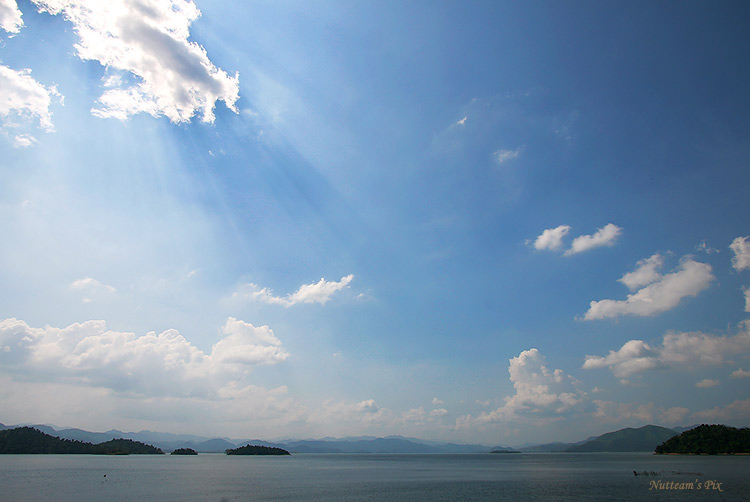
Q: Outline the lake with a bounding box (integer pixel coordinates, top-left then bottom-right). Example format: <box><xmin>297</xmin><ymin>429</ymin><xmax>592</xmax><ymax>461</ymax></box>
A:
<box><xmin>0</xmin><ymin>452</ymin><xmax>747</xmax><ymax>501</ymax></box>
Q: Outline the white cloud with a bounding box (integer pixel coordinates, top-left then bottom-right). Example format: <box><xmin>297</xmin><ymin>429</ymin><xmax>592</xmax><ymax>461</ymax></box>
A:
<box><xmin>495</xmin><ymin>148</ymin><xmax>520</xmax><ymax>164</ymax></box>
<box><xmin>582</xmin><ymin>340</ymin><xmax>664</xmax><ymax>378</ymax></box>
<box><xmin>0</xmin><ymin>64</ymin><xmax>62</xmax><ymax>143</ymax></box>
<box><xmin>0</xmin><ymin>0</ymin><xmax>23</xmax><ymax>34</ymax></box>
<box><xmin>70</xmin><ymin>277</ymin><xmax>116</xmax><ymax>303</ymax></box>
<box><xmin>0</xmin><ymin>317</ymin><xmax>288</xmax><ymax>398</ymax></box>
<box><xmin>565</xmin><ymin>223</ymin><xmax>622</xmax><ymax>256</ymax></box>
<box><xmin>691</xmin><ymin>399</ymin><xmax>750</xmax><ymax>423</ymax></box>
<box><xmin>533</xmin><ymin>225</ymin><xmax>571</xmax><ymax>251</ymax></box>
<box><xmin>13</xmin><ymin>133</ymin><xmax>38</xmax><ymax>148</ymax></box>
<box><xmin>456</xmin><ymin>116</ymin><xmax>467</xmax><ymax>126</ymax></box>
<box><xmin>432</xmin><ymin>397</ymin><xmax>444</xmax><ymax>405</ymax></box>
<box><xmin>583</xmin><ymin>257</ymin><xmax>714</xmax><ymax>320</ymax></box>
<box><xmin>731</xmin><ymin>368</ymin><xmax>750</xmax><ymax>378</ymax></box>
<box><xmin>32</xmin><ymin>0</ymin><xmax>239</xmax><ymax>123</ymax></box>
<box><xmin>618</xmin><ymin>253</ymin><xmax>664</xmax><ymax>291</ymax></box>
<box><xmin>730</xmin><ymin>236</ymin><xmax>750</xmax><ymax>271</ymax></box>
<box><xmin>659</xmin><ymin>406</ymin><xmax>689</xmax><ymax>424</ymax></box>
<box><xmin>744</xmin><ymin>287</ymin><xmax>750</xmax><ymax>313</ymax></box>
<box><xmin>430</xmin><ymin>408</ymin><xmax>448</xmax><ymax>417</ymax></box>
<box><xmin>695</xmin><ymin>379</ymin><xmax>719</xmax><ymax>388</ymax></box>
<box><xmin>234</xmin><ymin>274</ymin><xmax>354</xmax><ymax>307</ymax></box>
<box><xmin>592</xmin><ymin>400</ymin><xmax>656</xmax><ymax>424</ymax></box>
<box><xmin>463</xmin><ymin>349</ymin><xmax>585</xmax><ymax>427</ymax></box>
<box><xmin>583</xmin><ymin>321</ymin><xmax>750</xmax><ymax>378</ymax></box>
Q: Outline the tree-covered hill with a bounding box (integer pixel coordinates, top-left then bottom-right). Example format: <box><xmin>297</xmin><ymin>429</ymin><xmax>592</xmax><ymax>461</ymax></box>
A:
<box><xmin>226</xmin><ymin>444</ymin><xmax>290</xmax><ymax>455</ymax></box>
<box><xmin>171</xmin><ymin>447</ymin><xmax>198</xmax><ymax>455</ymax></box>
<box><xmin>655</xmin><ymin>424</ymin><xmax>750</xmax><ymax>454</ymax></box>
<box><xmin>0</xmin><ymin>427</ymin><xmax>163</xmax><ymax>454</ymax></box>
<box><xmin>566</xmin><ymin>425</ymin><xmax>677</xmax><ymax>452</ymax></box>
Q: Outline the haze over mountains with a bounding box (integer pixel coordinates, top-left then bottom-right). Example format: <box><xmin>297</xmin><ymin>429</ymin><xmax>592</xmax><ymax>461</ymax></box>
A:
<box><xmin>0</xmin><ymin>422</ymin><xmax>716</xmax><ymax>454</ymax></box>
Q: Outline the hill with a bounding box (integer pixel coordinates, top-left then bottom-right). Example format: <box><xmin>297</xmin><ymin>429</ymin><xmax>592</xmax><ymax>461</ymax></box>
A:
<box><xmin>226</xmin><ymin>444</ymin><xmax>290</xmax><ymax>455</ymax></box>
<box><xmin>566</xmin><ymin>425</ymin><xmax>677</xmax><ymax>452</ymax></box>
<box><xmin>0</xmin><ymin>427</ymin><xmax>163</xmax><ymax>454</ymax></box>
<box><xmin>655</xmin><ymin>424</ymin><xmax>750</xmax><ymax>454</ymax></box>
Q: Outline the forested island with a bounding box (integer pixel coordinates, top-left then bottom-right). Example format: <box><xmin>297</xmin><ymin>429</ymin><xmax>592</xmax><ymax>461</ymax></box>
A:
<box><xmin>171</xmin><ymin>448</ymin><xmax>198</xmax><ymax>455</ymax></box>
<box><xmin>0</xmin><ymin>427</ymin><xmax>163</xmax><ymax>454</ymax></box>
<box><xmin>225</xmin><ymin>444</ymin><xmax>290</xmax><ymax>455</ymax></box>
<box><xmin>655</xmin><ymin>425</ymin><xmax>750</xmax><ymax>455</ymax></box>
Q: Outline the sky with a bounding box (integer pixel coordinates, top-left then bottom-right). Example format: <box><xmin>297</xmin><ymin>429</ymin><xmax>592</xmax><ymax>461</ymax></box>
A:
<box><xmin>0</xmin><ymin>0</ymin><xmax>749</xmax><ymax>447</ymax></box>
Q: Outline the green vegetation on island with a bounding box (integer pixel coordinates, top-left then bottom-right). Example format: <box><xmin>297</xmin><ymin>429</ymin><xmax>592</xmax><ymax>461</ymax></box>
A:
<box><xmin>225</xmin><ymin>444</ymin><xmax>290</xmax><ymax>455</ymax></box>
<box><xmin>171</xmin><ymin>447</ymin><xmax>198</xmax><ymax>455</ymax></box>
<box><xmin>655</xmin><ymin>424</ymin><xmax>750</xmax><ymax>455</ymax></box>
<box><xmin>0</xmin><ymin>427</ymin><xmax>164</xmax><ymax>455</ymax></box>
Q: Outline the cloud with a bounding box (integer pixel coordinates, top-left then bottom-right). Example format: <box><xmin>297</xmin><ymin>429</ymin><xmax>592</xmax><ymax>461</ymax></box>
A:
<box><xmin>0</xmin><ymin>317</ymin><xmax>288</xmax><ymax>398</ymax></box>
<box><xmin>234</xmin><ymin>274</ymin><xmax>354</xmax><ymax>307</ymax></box>
<box><xmin>744</xmin><ymin>287</ymin><xmax>750</xmax><ymax>313</ymax></box>
<box><xmin>32</xmin><ymin>0</ymin><xmax>239</xmax><ymax>123</ymax></box>
<box><xmin>583</xmin><ymin>320</ymin><xmax>750</xmax><ymax>378</ymax></box>
<box><xmin>592</xmin><ymin>400</ymin><xmax>656</xmax><ymax>424</ymax></box>
<box><xmin>659</xmin><ymin>406</ymin><xmax>689</xmax><ymax>424</ymax></box>
<box><xmin>730</xmin><ymin>236</ymin><xmax>750</xmax><ymax>271</ymax></box>
<box><xmin>70</xmin><ymin>277</ymin><xmax>117</xmax><ymax>302</ymax></box>
<box><xmin>583</xmin><ymin>257</ymin><xmax>714</xmax><ymax>320</ymax></box>
<box><xmin>582</xmin><ymin>340</ymin><xmax>664</xmax><ymax>378</ymax></box>
<box><xmin>495</xmin><ymin>148</ymin><xmax>521</xmax><ymax>164</ymax></box>
<box><xmin>430</xmin><ymin>408</ymin><xmax>448</xmax><ymax>417</ymax></box>
<box><xmin>565</xmin><ymin>223</ymin><xmax>622</xmax><ymax>256</ymax></box>
<box><xmin>0</xmin><ymin>64</ymin><xmax>62</xmax><ymax>144</ymax></box>
<box><xmin>455</xmin><ymin>116</ymin><xmax>467</xmax><ymax>126</ymax></box>
<box><xmin>691</xmin><ymin>399</ymin><xmax>750</xmax><ymax>423</ymax></box>
<box><xmin>618</xmin><ymin>253</ymin><xmax>665</xmax><ymax>291</ymax></box>
<box><xmin>731</xmin><ymin>368</ymin><xmax>750</xmax><ymax>378</ymax></box>
<box><xmin>695</xmin><ymin>379</ymin><xmax>719</xmax><ymax>388</ymax></box>
<box><xmin>212</xmin><ymin>317</ymin><xmax>288</xmax><ymax>366</ymax></box>
<box><xmin>533</xmin><ymin>225</ymin><xmax>571</xmax><ymax>251</ymax></box>
<box><xmin>0</xmin><ymin>0</ymin><xmax>23</xmax><ymax>34</ymax></box>
<box><xmin>462</xmin><ymin>349</ymin><xmax>585</xmax><ymax>428</ymax></box>
<box><xmin>432</xmin><ymin>397</ymin><xmax>444</xmax><ymax>405</ymax></box>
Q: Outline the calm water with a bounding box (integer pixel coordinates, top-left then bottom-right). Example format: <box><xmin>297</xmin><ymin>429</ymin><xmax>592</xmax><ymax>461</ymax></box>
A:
<box><xmin>0</xmin><ymin>453</ymin><xmax>748</xmax><ymax>501</ymax></box>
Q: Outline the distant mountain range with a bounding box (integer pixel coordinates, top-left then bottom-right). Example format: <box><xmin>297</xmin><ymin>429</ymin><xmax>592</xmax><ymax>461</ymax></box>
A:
<box><xmin>0</xmin><ymin>422</ymin><xmax>717</xmax><ymax>454</ymax></box>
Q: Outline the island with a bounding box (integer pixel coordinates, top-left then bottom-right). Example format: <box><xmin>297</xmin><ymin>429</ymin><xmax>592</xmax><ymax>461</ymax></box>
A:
<box><xmin>225</xmin><ymin>444</ymin><xmax>290</xmax><ymax>455</ymax></box>
<box><xmin>0</xmin><ymin>427</ymin><xmax>163</xmax><ymax>455</ymax></box>
<box><xmin>171</xmin><ymin>448</ymin><xmax>198</xmax><ymax>455</ymax></box>
<box><xmin>655</xmin><ymin>424</ymin><xmax>750</xmax><ymax>455</ymax></box>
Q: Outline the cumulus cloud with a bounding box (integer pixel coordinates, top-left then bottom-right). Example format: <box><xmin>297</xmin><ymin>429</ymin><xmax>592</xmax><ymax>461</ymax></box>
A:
<box><xmin>731</xmin><ymin>368</ymin><xmax>750</xmax><ymax>378</ymax></box>
<box><xmin>234</xmin><ymin>274</ymin><xmax>354</xmax><ymax>307</ymax></box>
<box><xmin>0</xmin><ymin>64</ymin><xmax>62</xmax><ymax>145</ymax></box>
<box><xmin>695</xmin><ymin>379</ymin><xmax>719</xmax><ymax>388</ymax></box>
<box><xmin>70</xmin><ymin>277</ymin><xmax>116</xmax><ymax>303</ymax></box>
<box><xmin>432</xmin><ymin>397</ymin><xmax>444</xmax><ymax>405</ymax></box>
<box><xmin>583</xmin><ymin>321</ymin><xmax>750</xmax><ymax>378</ymax></box>
<box><xmin>32</xmin><ymin>0</ymin><xmax>239</xmax><ymax>123</ymax></box>
<box><xmin>730</xmin><ymin>236</ymin><xmax>750</xmax><ymax>271</ymax></box>
<box><xmin>495</xmin><ymin>148</ymin><xmax>521</xmax><ymax>164</ymax></box>
<box><xmin>0</xmin><ymin>0</ymin><xmax>23</xmax><ymax>34</ymax></box>
<box><xmin>582</xmin><ymin>340</ymin><xmax>664</xmax><ymax>378</ymax></box>
<box><xmin>533</xmin><ymin>225</ymin><xmax>571</xmax><ymax>251</ymax></box>
<box><xmin>565</xmin><ymin>223</ymin><xmax>622</xmax><ymax>256</ymax></box>
<box><xmin>0</xmin><ymin>317</ymin><xmax>288</xmax><ymax>398</ymax></box>
<box><xmin>583</xmin><ymin>257</ymin><xmax>714</xmax><ymax>320</ymax></box>
<box><xmin>593</xmin><ymin>400</ymin><xmax>656</xmax><ymax>424</ymax></box>
<box><xmin>691</xmin><ymin>398</ymin><xmax>750</xmax><ymax>423</ymax></box>
<box><xmin>460</xmin><ymin>349</ymin><xmax>585</xmax><ymax>428</ymax></box>
<box><xmin>743</xmin><ymin>287</ymin><xmax>750</xmax><ymax>313</ymax></box>
<box><xmin>618</xmin><ymin>253</ymin><xmax>664</xmax><ymax>291</ymax></box>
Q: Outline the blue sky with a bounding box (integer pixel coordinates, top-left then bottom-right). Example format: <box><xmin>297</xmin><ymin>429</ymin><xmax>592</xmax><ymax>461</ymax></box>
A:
<box><xmin>1</xmin><ymin>0</ymin><xmax>749</xmax><ymax>445</ymax></box>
